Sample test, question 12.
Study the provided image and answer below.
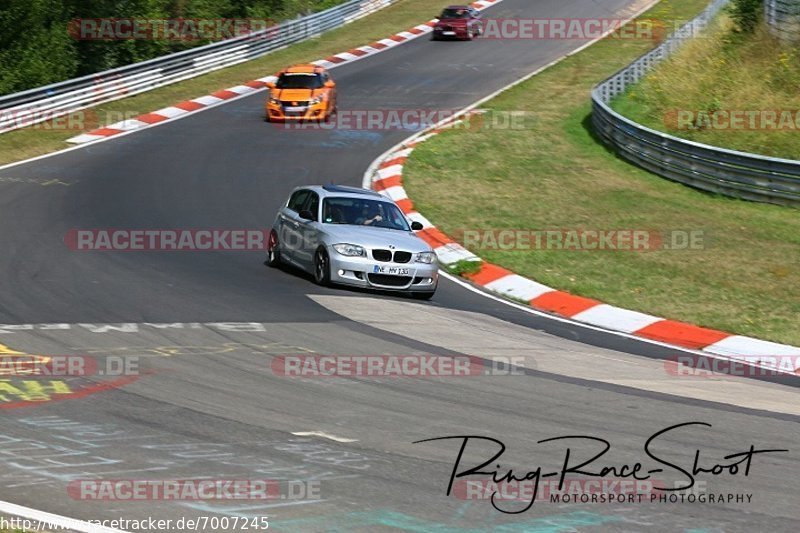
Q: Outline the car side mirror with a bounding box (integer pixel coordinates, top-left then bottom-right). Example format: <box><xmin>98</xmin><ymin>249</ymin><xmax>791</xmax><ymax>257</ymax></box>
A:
<box><xmin>299</xmin><ymin>210</ymin><xmax>315</xmax><ymax>221</ymax></box>
<box><xmin>410</xmin><ymin>221</ymin><xmax>423</xmax><ymax>231</ymax></box>
<box><xmin>324</xmin><ymin>80</ymin><xmax>335</xmax><ymax>88</ymax></box>
<box><xmin>265</xmin><ymin>81</ymin><xmax>276</xmax><ymax>89</ymax></box>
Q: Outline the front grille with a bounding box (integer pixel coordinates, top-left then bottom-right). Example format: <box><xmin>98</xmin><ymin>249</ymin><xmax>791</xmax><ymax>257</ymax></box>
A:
<box><xmin>368</xmin><ymin>274</ymin><xmax>412</xmax><ymax>287</ymax></box>
<box><xmin>281</xmin><ymin>101</ymin><xmax>308</xmax><ymax>107</ymax></box>
<box><xmin>372</xmin><ymin>249</ymin><xmax>392</xmax><ymax>262</ymax></box>
<box><xmin>393</xmin><ymin>251</ymin><xmax>412</xmax><ymax>263</ymax></box>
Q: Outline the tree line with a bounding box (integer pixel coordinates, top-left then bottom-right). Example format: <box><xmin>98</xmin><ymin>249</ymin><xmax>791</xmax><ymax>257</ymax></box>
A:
<box><xmin>0</xmin><ymin>0</ymin><xmax>344</xmax><ymax>95</ymax></box>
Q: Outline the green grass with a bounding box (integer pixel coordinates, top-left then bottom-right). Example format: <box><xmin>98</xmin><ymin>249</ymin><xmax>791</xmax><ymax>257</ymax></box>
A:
<box><xmin>612</xmin><ymin>14</ymin><xmax>800</xmax><ymax>158</ymax></box>
<box><xmin>0</xmin><ymin>0</ymin><xmax>438</xmax><ymax>166</ymax></box>
<box><xmin>404</xmin><ymin>0</ymin><xmax>800</xmax><ymax>345</ymax></box>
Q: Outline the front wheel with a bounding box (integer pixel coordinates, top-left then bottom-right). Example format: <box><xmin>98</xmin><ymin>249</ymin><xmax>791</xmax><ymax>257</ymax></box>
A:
<box><xmin>313</xmin><ymin>247</ymin><xmax>331</xmax><ymax>286</ymax></box>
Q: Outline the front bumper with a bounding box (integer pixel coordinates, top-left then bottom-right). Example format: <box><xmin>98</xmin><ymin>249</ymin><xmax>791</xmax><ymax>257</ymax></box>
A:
<box><xmin>328</xmin><ymin>253</ymin><xmax>438</xmax><ymax>293</ymax></box>
<box><xmin>432</xmin><ymin>26</ymin><xmax>470</xmax><ymax>39</ymax></box>
<box><xmin>266</xmin><ymin>101</ymin><xmax>328</xmax><ymax>121</ymax></box>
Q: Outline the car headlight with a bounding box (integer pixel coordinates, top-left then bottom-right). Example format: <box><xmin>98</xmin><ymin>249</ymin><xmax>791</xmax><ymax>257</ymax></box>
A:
<box><xmin>269</xmin><ymin>96</ymin><xmax>281</xmax><ymax>105</ymax></box>
<box><xmin>309</xmin><ymin>95</ymin><xmax>324</xmax><ymax>106</ymax></box>
<box><xmin>415</xmin><ymin>251</ymin><xmax>436</xmax><ymax>264</ymax></box>
<box><xmin>333</xmin><ymin>243</ymin><xmax>365</xmax><ymax>257</ymax></box>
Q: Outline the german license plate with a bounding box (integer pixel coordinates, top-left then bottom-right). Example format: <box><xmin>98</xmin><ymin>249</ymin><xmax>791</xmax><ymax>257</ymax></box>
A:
<box><xmin>373</xmin><ymin>265</ymin><xmax>410</xmax><ymax>275</ymax></box>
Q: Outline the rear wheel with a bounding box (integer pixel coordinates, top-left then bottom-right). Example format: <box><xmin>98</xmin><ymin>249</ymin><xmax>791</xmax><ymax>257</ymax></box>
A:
<box><xmin>265</xmin><ymin>230</ymin><xmax>281</xmax><ymax>267</ymax></box>
<box><xmin>313</xmin><ymin>247</ymin><xmax>331</xmax><ymax>285</ymax></box>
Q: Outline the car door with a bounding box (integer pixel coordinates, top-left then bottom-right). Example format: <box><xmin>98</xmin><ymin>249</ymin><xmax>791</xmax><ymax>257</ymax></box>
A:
<box><xmin>279</xmin><ymin>189</ymin><xmax>310</xmax><ymax>263</ymax></box>
<box><xmin>294</xmin><ymin>191</ymin><xmax>321</xmax><ymax>268</ymax></box>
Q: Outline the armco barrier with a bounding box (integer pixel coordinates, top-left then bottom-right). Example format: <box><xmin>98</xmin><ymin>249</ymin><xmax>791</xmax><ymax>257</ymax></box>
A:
<box><xmin>766</xmin><ymin>0</ymin><xmax>800</xmax><ymax>41</ymax></box>
<box><xmin>0</xmin><ymin>0</ymin><xmax>395</xmax><ymax>133</ymax></box>
<box><xmin>592</xmin><ymin>0</ymin><xmax>800</xmax><ymax>207</ymax></box>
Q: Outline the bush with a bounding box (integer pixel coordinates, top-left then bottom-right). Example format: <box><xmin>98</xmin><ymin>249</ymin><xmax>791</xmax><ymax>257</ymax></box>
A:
<box><xmin>0</xmin><ymin>0</ymin><xmax>349</xmax><ymax>96</ymax></box>
<box><xmin>728</xmin><ymin>0</ymin><xmax>762</xmax><ymax>33</ymax></box>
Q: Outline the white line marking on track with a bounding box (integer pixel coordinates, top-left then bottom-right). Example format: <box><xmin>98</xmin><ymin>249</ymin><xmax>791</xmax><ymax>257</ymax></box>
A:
<box><xmin>0</xmin><ymin>500</ymin><xmax>129</xmax><ymax>532</ymax></box>
<box><xmin>291</xmin><ymin>431</ymin><xmax>358</xmax><ymax>443</ymax></box>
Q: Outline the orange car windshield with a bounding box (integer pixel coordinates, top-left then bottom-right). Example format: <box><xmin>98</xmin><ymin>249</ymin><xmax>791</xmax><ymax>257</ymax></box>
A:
<box><xmin>276</xmin><ymin>73</ymin><xmax>323</xmax><ymax>90</ymax></box>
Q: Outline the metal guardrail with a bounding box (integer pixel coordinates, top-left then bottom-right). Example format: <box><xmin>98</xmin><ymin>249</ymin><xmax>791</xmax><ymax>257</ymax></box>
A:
<box><xmin>0</xmin><ymin>0</ymin><xmax>395</xmax><ymax>133</ymax></box>
<box><xmin>766</xmin><ymin>0</ymin><xmax>800</xmax><ymax>40</ymax></box>
<box><xmin>592</xmin><ymin>0</ymin><xmax>800</xmax><ymax>207</ymax></box>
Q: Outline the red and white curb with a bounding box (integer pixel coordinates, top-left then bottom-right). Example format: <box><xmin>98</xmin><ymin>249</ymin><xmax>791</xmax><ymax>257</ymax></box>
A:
<box><xmin>66</xmin><ymin>0</ymin><xmax>504</xmax><ymax>144</ymax></box>
<box><xmin>367</xmin><ymin>128</ymin><xmax>800</xmax><ymax>374</ymax></box>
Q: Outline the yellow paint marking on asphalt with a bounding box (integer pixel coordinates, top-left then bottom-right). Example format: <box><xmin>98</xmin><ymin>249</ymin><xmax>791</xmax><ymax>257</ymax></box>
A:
<box><xmin>40</xmin><ymin>179</ymin><xmax>71</xmax><ymax>186</ymax></box>
<box><xmin>0</xmin><ymin>343</ymin><xmax>24</xmax><ymax>355</ymax></box>
<box><xmin>0</xmin><ymin>344</ymin><xmax>53</xmax><ymax>376</ymax></box>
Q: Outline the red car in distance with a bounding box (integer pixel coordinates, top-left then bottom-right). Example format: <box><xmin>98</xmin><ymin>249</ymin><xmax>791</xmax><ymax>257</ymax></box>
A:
<box><xmin>432</xmin><ymin>5</ymin><xmax>484</xmax><ymax>41</ymax></box>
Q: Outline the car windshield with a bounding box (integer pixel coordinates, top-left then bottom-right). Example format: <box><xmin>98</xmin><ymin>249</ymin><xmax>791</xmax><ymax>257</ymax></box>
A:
<box><xmin>322</xmin><ymin>198</ymin><xmax>411</xmax><ymax>231</ymax></box>
<box><xmin>276</xmin><ymin>73</ymin><xmax>323</xmax><ymax>90</ymax></box>
<box><xmin>440</xmin><ymin>8</ymin><xmax>470</xmax><ymax>18</ymax></box>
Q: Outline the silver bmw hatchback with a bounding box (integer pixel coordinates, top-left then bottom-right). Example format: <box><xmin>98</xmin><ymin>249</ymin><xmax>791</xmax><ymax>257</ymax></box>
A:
<box><xmin>267</xmin><ymin>185</ymin><xmax>439</xmax><ymax>299</ymax></box>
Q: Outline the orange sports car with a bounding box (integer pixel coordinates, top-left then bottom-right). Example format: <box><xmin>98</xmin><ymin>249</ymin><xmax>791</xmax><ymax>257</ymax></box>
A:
<box><xmin>265</xmin><ymin>64</ymin><xmax>337</xmax><ymax>122</ymax></box>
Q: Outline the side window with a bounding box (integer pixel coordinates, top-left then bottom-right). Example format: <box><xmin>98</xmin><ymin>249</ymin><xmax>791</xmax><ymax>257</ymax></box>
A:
<box><xmin>287</xmin><ymin>190</ymin><xmax>310</xmax><ymax>212</ymax></box>
<box><xmin>303</xmin><ymin>192</ymin><xmax>320</xmax><ymax>221</ymax></box>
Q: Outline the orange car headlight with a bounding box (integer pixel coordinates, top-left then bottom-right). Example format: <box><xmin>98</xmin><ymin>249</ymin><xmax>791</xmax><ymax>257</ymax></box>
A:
<box><xmin>309</xmin><ymin>95</ymin><xmax>325</xmax><ymax>106</ymax></box>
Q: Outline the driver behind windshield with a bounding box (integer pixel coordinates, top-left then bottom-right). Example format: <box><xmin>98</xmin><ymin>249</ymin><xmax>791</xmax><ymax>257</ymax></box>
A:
<box><xmin>276</xmin><ymin>73</ymin><xmax>323</xmax><ymax>90</ymax></box>
<box><xmin>356</xmin><ymin>203</ymin><xmax>383</xmax><ymax>226</ymax></box>
<box><xmin>441</xmin><ymin>8</ymin><xmax>468</xmax><ymax>18</ymax></box>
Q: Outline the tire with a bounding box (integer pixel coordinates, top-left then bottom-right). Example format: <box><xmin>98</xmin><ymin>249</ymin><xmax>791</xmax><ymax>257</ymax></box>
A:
<box><xmin>265</xmin><ymin>230</ymin><xmax>281</xmax><ymax>267</ymax></box>
<box><xmin>412</xmin><ymin>291</ymin><xmax>435</xmax><ymax>301</ymax></box>
<box><xmin>313</xmin><ymin>247</ymin><xmax>331</xmax><ymax>286</ymax></box>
